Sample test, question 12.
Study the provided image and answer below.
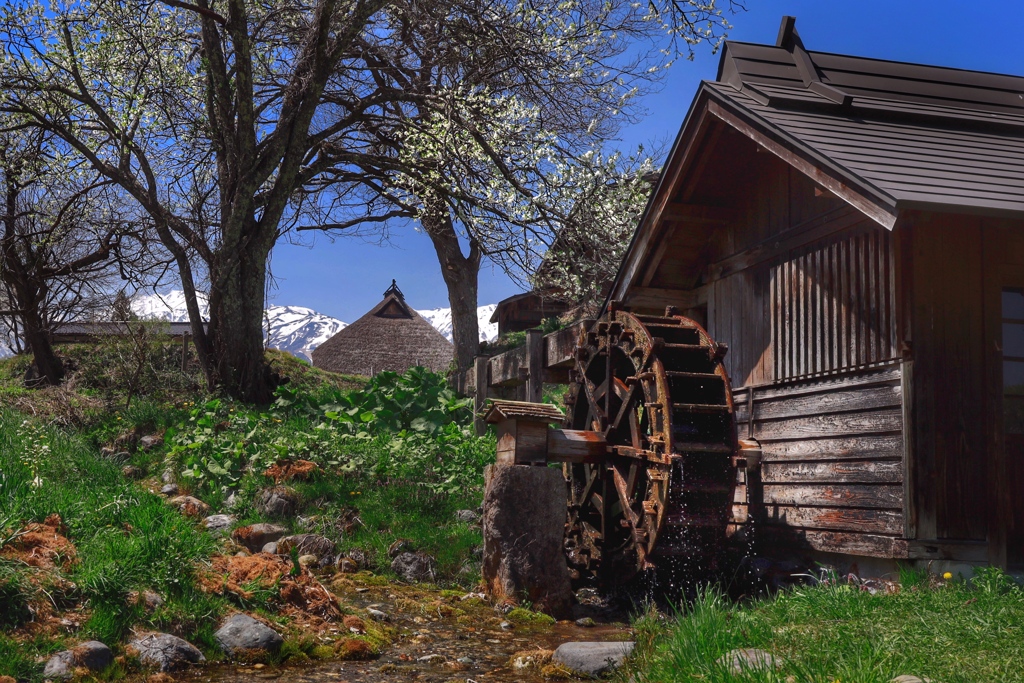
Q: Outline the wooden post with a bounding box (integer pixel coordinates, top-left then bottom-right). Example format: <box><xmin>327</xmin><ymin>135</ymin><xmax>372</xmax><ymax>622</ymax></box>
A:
<box><xmin>474</xmin><ymin>355</ymin><xmax>489</xmax><ymax>436</ymax></box>
<box><xmin>525</xmin><ymin>329</ymin><xmax>543</xmax><ymax>404</ymax></box>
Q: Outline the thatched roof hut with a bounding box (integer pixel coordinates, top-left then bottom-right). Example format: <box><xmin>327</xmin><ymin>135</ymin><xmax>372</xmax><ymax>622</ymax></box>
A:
<box><xmin>312</xmin><ymin>281</ymin><xmax>453</xmax><ymax>376</ymax></box>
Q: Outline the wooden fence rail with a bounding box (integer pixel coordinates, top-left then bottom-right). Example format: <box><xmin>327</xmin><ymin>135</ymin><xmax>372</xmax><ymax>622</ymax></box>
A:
<box><xmin>469</xmin><ymin>320</ymin><xmax>593</xmax><ymax>435</ymax></box>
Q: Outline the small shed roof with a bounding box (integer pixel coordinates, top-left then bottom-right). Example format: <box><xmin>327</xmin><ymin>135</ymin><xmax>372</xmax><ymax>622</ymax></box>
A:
<box><xmin>484</xmin><ymin>400</ymin><xmax>565</xmax><ymax>424</ymax></box>
<box><xmin>311</xmin><ymin>280</ymin><xmax>453</xmax><ymax>376</ymax></box>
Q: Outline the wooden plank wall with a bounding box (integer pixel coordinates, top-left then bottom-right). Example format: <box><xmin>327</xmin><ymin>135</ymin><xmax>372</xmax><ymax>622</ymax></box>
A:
<box><xmin>908</xmin><ymin>214</ymin><xmax>987</xmax><ymax>542</ymax></box>
<box><xmin>734</xmin><ymin>365</ymin><xmax>907</xmax><ymax>558</ymax></box>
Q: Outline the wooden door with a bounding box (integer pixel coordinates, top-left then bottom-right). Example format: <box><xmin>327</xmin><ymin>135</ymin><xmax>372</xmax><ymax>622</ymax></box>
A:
<box><xmin>1000</xmin><ymin>283</ymin><xmax>1024</xmax><ymax>568</ymax></box>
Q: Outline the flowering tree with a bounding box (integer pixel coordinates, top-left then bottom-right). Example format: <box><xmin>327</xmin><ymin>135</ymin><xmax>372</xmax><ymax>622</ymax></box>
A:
<box><xmin>304</xmin><ymin>0</ymin><xmax>737</xmax><ymax>379</ymax></box>
<box><xmin>0</xmin><ymin>0</ymin><xmax>736</xmax><ymax>399</ymax></box>
<box><xmin>532</xmin><ymin>154</ymin><xmax>659</xmax><ymax>316</ymax></box>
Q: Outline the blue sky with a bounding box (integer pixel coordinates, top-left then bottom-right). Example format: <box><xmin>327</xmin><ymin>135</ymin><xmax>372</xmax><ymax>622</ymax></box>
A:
<box><xmin>269</xmin><ymin>0</ymin><xmax>1024</xmax><ymax>322</ymax></box>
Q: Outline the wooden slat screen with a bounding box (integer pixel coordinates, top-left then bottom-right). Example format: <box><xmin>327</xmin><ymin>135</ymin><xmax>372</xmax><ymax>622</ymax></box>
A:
<box><xmin>771</xmin><ymin>227</ymin><xmax>897</xmax><ymax>381</ymax></box>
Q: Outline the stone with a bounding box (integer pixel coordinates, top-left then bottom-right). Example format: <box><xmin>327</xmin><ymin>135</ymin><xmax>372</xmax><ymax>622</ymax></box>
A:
<box><xmin>500</xmin><ymin>621</ymin><xmax>513</xmax><ymax>630</ymax></box>
<box><xmin>129</xmin><ymin>590</ymin><xmax>164</xmax><ymax>611</ymax></box>
<box><xmin>224</xmin><ymin>491</ymin><xmax>239</xmax><ymax>509</ymax></box>
<box><xmin>551</xmin><ymin>641</ymin><xmax>634</xmax><ymax>678</ymax></box>
<box><xmin>457</xmin><ymin>657</ymin><xmax>473</xmax><ymax>665</ymax></box>
<box><xmin>168</xmin><ymin>495</ymin><xmax>210</xmax><ymax>518</ymax></box>
<box><xmin>366</xmin><ymin>607</ymin><xmax>389</xmax><ymax>622</ymax></box>
<box><xmin>277</xmin><ymin>534</ymin><xmax>337</xmax><ymax>562</ymax></box>
<box><xmin>337</xmin><ymin>556</ymin><xmax>359</xmax><ymax>573</ymax></box>
<box><xmin>44</xmin><ymin>641</ymin><xmax>114</xmax><ymax>679</ymax></box>
<box><xmin>261</xmin><ymin>542</ymin><xmax>279</xmax><ymax>555</ymax></box>
<box><xmin>139</xmin><ymin>435</ymin><xmax>164</xmax><ymax>451</ymax></box>
<box><xmin>160</xmin><ymin>484</ymin><xmax>179</xmax><ymax>496</ymax></box>
<box><xmin>128</xmin><ymin>633</ymin><xmax>205</xmax><ymax>672</ymax></box>
<box><xmin>254</xmin><ymin>487</ymin><xmax>299</xmax><ymax>518</ymax></box>
<box><xmin>718</xmin><ymin>648</ymin><xmax>782</xmax><ymax>674</ymax></box>
<box><xmin>482</xmin><ymin>464</ymin><xmax>573</xmax><ymax>618</ymax></box>
<box><xmin>890</xmin><ymin>677</ymin><xmax>934</xmax><ymax>683</ymax></box>
<box><xmin>298</xmin><ymin>554</ymin><xmax>319</xmax><ymax>568</ymax></box>
<box><xmin>390</xmin><ymin>551</ymin><xmax>436</xmax><ymax>583</ymax></box>
<box><xmin>455</xmin><ymin>509</ymin><xmax>480</xmax><ymax>523</ymax></box>
<box><xmin>416</xmin><ymin>654</ymin><xmax>445</xmax><ymax>665</ymax></box>
<box><xmin>575</xmin><ymin>617</ymin><xmax>596</xmax><ymax>627</ymax></box>
<box><xmin>142</xmin><ymin>590</ymin><xmax>164</xmax><ymax>610</ymax></box>
<box><xmin>122</xmin><ymin>465</ymin><xmax>144</xmax><ymax>480</ymax></box>
<box><xmin>214</xmin><ymin>614</ymin><xmax>283</xmax><ymax>656</ymax></box>
<box><xmin>347</xmin><ymin>548</ymin><xmax>372</xmax><ymax>568</ymax></box>
<box><xmin>231</xmin><ymin>523</ymin><xmax>289</xmax><ymax>552</ymax></box>
<box><xmin>161</xmin><ymin>469</ymin><xmax>176</xmax><ymax>484</ymax></box>
<box><xmin>204</xmin><ymin>514</ymin><xmax>235</xmax><ymax>533</ymax></box>
<box><xmin>387</xmin><ymin>539</ymin><xmax>412</xmax><ymax>558</ymax></box>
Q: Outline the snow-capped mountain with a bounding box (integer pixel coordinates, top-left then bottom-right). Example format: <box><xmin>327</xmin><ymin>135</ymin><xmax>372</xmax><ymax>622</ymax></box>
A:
<box><xmin>129</xmin><ymin>290</ymin><xmax>498</xmax><ymax>361</ymax></box>
<box><xmin>417</xmin><ymin>303</ymin><xmax>498</xmax><ymax>343</ymax></box>
<box><xmin>131</xmin><ymin>291</ymin><xmax>344</xmax><ymax>362</ymax></box>
<box><xmin>132</xmin><ymin>289</ymin><xmax>210</xmax><ymax>322</ymax></box>
<box><xmin>264</xmin><ymin>305</ymin><xmax>346</xmax><ymax>362</ymax></box>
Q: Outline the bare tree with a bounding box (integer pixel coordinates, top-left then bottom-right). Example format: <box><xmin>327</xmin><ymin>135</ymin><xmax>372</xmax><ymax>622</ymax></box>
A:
<box><xmin>0</xmin><ymin>129</ymin><xmax>131</xmax><ymax>385</ymax></box>
<box><xmin>0</xmin><ymin>0</ymin><xmax>389</xmax><ymax>401</ymax></box>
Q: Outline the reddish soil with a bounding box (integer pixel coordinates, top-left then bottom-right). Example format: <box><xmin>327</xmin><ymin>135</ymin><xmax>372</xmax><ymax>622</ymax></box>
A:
<box><xmin>263</xmin><ymin>459</ymin><xmax>320</xmax><ymax>483</ymax></box>
<box><xmin>0</xmin><ymin>515</ymin><xmax>76</xmax><ymax>571</ymax></box>
<box><xmin>200</xmin><ymin>553</ymin><xmax>342</xmax><ymax>627</ymax></box>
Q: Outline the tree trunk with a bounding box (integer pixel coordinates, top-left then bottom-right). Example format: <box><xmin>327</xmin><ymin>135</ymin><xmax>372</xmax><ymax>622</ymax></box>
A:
<box><xmin>206</xmin><ymin>224</ymin><xmax>275</xmax><ymax>404</ymax></box>
<box><xmin>421</xmin><ymin>200</ymin><xmax>481</xmax><ymax>391</ymax></box>
<box><xmin>18</xmin><ymin>294</ymin><xmax>64</xmax><ymax>386</ymax></box>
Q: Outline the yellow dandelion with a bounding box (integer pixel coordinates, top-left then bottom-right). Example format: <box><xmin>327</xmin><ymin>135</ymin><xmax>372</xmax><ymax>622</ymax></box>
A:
<box><xmin>943</xmin><ymin>571</ymin><xmax>953</xmax><ymax>580</ymax></box>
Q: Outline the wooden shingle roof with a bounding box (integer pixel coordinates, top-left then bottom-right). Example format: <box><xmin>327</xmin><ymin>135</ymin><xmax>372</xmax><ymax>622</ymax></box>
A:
<box><xmin>707</xmin><ymin>19</ymin><xmax>1024</xmax><ymax>223</ymax></box>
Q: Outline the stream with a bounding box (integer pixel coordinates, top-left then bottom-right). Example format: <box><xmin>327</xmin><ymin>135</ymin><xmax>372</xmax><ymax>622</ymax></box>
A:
<box><xmin>176</xmin><ymin>576</ymin><xmax>636</xmax><ymax>683</ymax></box>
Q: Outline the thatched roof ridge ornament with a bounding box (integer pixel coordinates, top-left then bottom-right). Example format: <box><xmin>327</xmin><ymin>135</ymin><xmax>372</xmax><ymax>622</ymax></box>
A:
<box><xmin>383</xmin><ymin>279</ymin><xmax>405</xmax><ymax>300</ymax></box>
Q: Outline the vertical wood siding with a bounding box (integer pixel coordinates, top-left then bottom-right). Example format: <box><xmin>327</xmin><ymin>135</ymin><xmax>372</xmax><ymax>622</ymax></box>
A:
<box><xmin>712</xmin><ymin>223</ymin><xmax>898</xmax><ymax>389</ymax></box>
<box><xmin>770</xmin><ymin>227</ymin><xmax>898</xmax><ymax>382</ymax></box>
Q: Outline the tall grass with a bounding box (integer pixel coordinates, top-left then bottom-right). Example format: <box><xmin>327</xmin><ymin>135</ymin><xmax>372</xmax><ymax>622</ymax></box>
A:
<box><xmin>0</xmin><ymin>409</ymin><xmax>219</xmax><ymax>650</ymax></box>
<box><xmin>631</xmin><ymin>568</ymin><xmax>1024</xmax><ymax>683</ymax></box>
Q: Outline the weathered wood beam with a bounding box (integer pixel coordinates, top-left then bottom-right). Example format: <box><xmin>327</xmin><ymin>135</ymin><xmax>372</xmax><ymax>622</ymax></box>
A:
<box><xmin>907</xmin><ymin>539</ymin><xmax>989</xmax><ymax>563</ymax></box>
<box><xmin>546</xmin><ymin>429</ymin><xmax>606</xmax><ymax>464</ymax></box>
<box><xmin>525</xmin><ymin>329</ymin><xmax>544</xmax><ymax>403</ymax></box>
<box><xmin>623</xmin><ymin>286</ymin><xmax>707</xmax><ymax>311</ymax></box>
<box><xmin>704</xmin><ymin>205</ymin><xmax>865</xmax><ymax>282</ymax></box>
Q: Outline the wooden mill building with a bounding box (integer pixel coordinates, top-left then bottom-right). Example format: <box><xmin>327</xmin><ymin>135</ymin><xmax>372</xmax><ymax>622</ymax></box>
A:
<box><xmin>477</xmin><ymin>17</ymin><xmax>1024</xmax><ymax>573</ymax></box>
<box><xmin>607</xmin><ymin>17</ymin><xmax>1024</xmax><ymax>570</ymax></box>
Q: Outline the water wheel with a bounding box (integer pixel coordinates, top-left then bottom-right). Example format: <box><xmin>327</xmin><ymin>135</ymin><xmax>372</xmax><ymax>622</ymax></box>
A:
<box><xmin>563</xmin><ymin>308</ymin><xmax>739</xmax><ymax>585</ymax></box>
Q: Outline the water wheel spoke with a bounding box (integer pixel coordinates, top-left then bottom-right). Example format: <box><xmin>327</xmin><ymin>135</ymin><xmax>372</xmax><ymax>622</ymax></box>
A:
<box><xmin>609</xmin><ymin>381</ymin><xmax>640</xmax><ymax>434</ymax></box>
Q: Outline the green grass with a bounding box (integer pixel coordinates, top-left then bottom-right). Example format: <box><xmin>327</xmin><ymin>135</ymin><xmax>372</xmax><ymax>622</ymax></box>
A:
<box><xmin>0</xmin><ymin>407</ymin><xmax>223</xmax><ymax>678</ymax></box>
<box><xmin>630</xmin><ymin>568</ymin><xmax>1024</xmax><ymax>683</ymax></box>
<box><xmin>0</xmin><ymin>350</ymin><xmax>491</xmax><ymax>680</ymax></box>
